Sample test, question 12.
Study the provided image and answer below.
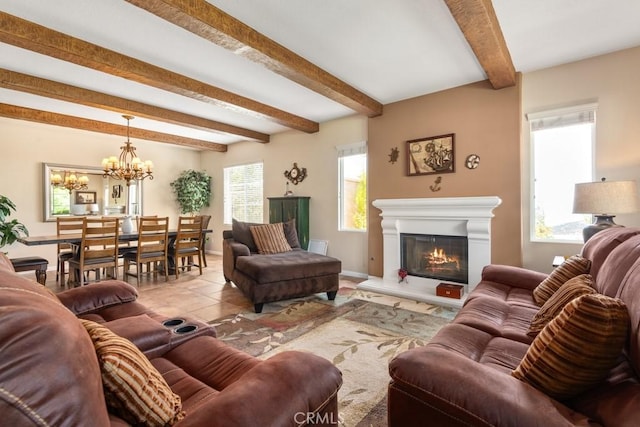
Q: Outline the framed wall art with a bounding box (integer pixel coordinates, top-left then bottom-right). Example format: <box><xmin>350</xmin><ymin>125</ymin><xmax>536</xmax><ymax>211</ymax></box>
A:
<box><xmin>406</xmin><ymin>133</ymin><xmax>455</xmax><ymax>176</ymax></box>
<box><xmin>75</xmin><ymin>191</ymin><xmax>96</xmax><ymax>204</ymax></box>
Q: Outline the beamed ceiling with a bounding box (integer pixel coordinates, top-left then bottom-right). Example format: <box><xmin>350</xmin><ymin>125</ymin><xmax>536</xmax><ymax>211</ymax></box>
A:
<box><xmin>0</xmin><ymin>0</ymin><xmax>639</xmax><ymax>151</ymax></box>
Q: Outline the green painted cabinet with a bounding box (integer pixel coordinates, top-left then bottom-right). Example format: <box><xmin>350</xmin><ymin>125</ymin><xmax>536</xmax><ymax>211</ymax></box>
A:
<box><xmin>268</xmin><ymin>196</ymin><xmax>310</xmax><ymax>250</ymax></box>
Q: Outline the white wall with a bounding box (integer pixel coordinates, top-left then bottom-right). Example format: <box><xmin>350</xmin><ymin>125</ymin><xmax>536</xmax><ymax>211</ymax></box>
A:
<box><xmin>521</xmin><ymin>46</ymin><xmax>640</xmax><ymax>273</ymax></box>
<box><xmin>201</xmin><ymin>114</ymin><xmax>369</xmax><ymax>276</ymax></box>
<box><xmin>0</xmin><ymin>118</ymin><xmax>201</xmax><ymax>264</ymax></box>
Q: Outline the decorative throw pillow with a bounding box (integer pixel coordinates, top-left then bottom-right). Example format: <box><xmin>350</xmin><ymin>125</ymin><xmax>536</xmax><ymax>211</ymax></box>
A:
<box><xmin>533</xmin><ymin>255</ymin><xmax>591</xmax><ymax>306</ymax></box>
<box><xmin>250</xmin><ymin>223</ymin><xmax>292</xmax><ymax>254</ymax></box>
<box><xmin>80</xmin><ymin>319</ymin><xmax>185</xmax><ymax>427</ymax></box>
<box><xmin>283</xmin><ymin>218</ymin><xmax>301</xmax><ymax>249</ymax></box>
<box><xmin>232</xmin><ymin>218</ymin><xmax>260</xmax><ymax>252</ymax></box>
<box><xmin>527</xmin><ymin>274</ymin><xmax>595</xmax><ymax>337</ymax></box>
<box><xmin>512</xmin><ymin>294</ymin><xmax>629</xmax><ymax>400</ymax></box>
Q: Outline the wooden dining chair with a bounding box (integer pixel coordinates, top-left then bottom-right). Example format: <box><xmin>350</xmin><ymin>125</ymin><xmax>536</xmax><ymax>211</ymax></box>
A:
<box><xmin>199</xmin><ymin>214</ymin><xmax>212</xmax><ymax>267</ymax></box>
<box><xmin>172</xmin><ymin>216</ymin><xmax>203</xmax><ymax>279</ymax></box>
<box><xmin>56</xmin><ymin>216</ymin><xmax>85</xmax><ymax>286</ymax></box>
<box><xmin>68</xmin><ymin>217</ymin><xmax>120</xmax><ymax>286</ymax></box>
<box><xmin>123</xmin><ymin>216</ymin><xmax>169</xmax><ymax>285</ymax></box>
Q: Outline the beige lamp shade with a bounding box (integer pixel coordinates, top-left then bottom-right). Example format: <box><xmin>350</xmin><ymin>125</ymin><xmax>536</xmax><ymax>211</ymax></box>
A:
<box><xmin>573</xmin><ymin>180</ymin><xmax>640</xmax><ymax>215</ymax></box>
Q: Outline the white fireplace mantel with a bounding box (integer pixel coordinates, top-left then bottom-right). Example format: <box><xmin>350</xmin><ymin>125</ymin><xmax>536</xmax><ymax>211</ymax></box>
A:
<box><xmin>358</xmin><ymin>196</ymin><xmax>502</xmax><ymax>308</ymax></box>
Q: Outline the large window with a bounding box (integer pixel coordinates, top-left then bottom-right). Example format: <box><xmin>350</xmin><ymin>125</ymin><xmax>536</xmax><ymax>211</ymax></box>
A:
<box><xmin>338</xmin><ymin>142</ymin><xmax>367</xmax><ymax>231</ymax></box>
<box><xmin>223</xmin><ymin>162</ymin><xmax>264</xmax><ymax>224</ymax></box>
<box><xmin>528</xmin><ymin>104</ymin><xmax>596</xmax><ymax>242</ymax></box>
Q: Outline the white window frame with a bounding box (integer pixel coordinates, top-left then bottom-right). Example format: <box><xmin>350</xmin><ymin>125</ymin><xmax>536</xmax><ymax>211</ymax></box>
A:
<box><xmin>337</xmin><ymin>141</ymin><xmax>367</xmax><ymax>232</ymax></box>
<box><xmin>223</xmin><ymin>162</ymin><xmax>264</xmax><ymax>225</ymax></box>
<box><xmin>527</xmin><ymin>103</ymin><xmax>597</xmax><ymax>243</ymax></box>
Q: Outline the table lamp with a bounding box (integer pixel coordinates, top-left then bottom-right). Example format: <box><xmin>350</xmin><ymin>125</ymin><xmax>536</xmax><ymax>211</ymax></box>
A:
<box><xmin>573</xmin><ymin>178</ymin><xmax>640</xmax><ymax>242</ymax></box>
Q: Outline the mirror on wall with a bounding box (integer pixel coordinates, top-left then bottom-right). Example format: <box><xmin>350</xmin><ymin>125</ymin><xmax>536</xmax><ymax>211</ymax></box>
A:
<box><xmin>43</xmin><ymin>163</ymin><xmax>143</xmax><ymax>222</ymax></box>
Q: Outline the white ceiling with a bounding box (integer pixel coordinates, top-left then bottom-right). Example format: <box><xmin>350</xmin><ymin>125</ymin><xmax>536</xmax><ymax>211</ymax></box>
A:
<box><xmin>1</xmin><ymin>0</ymin><xmax>639</xmax><ymax>147</ymax></box>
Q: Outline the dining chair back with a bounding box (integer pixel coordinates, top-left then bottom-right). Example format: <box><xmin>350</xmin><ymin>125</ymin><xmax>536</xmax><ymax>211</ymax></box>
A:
<box><xmin>199</xmin><ymin>214</ymin><xmax>212</xmax><ymax>267</ymax></box>
<box><xmin>56</xmin><ymin>216</ymin><xmax>85</xmax><ymax>286</ymax></box>
<box><xmin>68</xmin><ymin>217</ymin><xmax>120</xmax><ymax>286</ymax></box>
<box><xmin>123</xmin><ymin>216</ymin><xmax>169</xmax><ymax>285</ymax></box>
<box><xmin>172</xmin><ymin>216</ymin><xmax>203</xmax><ymax>279</ymax></box>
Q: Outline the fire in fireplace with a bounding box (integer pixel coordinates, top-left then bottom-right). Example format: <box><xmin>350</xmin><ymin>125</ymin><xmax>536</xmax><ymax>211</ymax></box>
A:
<box><xmin>400</xmin><ymin>233</ymin><xmax>468</xmax><ymax>284</ymax></box>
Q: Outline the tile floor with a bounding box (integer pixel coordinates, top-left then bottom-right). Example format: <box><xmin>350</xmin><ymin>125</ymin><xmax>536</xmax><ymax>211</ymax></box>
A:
<box><xmin>44</xmin><ymin>254</ymin><xmax>364</xmax><ymax>323</ymax></box>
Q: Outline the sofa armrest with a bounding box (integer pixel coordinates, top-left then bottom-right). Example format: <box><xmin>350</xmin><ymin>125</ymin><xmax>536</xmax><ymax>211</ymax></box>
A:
<box><xmin>223</xmin><ymin>238</ymin><xmax>251</xmax><ymax>280</ymax></box>
<box><xmin>158</xmin><ymin>337</ymin><xmax>342</xmax><ymax>426</ymax></box>
<box><xmin>481</xmin><ymin>264</ymin><xmax>547</xmax><ymax>291</ymax></box>
<box><xmin>56</xmin><ymin>280</ymin><xmax>138</xmax><ymax>315</ymax></box>
<box><xmin>389</xmin><ymin>346</ymin><xmax>592</xmax><ymax>427</ymax></box>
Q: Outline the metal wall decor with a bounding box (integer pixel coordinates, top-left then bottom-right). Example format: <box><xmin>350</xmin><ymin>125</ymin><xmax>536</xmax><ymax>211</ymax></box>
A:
<box><xmin>284</xmin><ymin>162</ymin><xmax>307</xmax><ymax>185</ymax></box>
<box><xmin>388</xmin><ymin>147</ymin><xmax>399</xmax><ymax>164</ymax></box>
<box><xmin>430</xmin><ymin>176</ymin><xmax>442</xmax><ymax>192</ymax></box>
<box><xmin>465</xmin><ymin>154</ymin><xmax>480</xmax><ymax>169</ymax></box>
<box><xmin>406</xmin><ymin>133</ymin><xmax>455</xmax><ymax>176</ymax></box>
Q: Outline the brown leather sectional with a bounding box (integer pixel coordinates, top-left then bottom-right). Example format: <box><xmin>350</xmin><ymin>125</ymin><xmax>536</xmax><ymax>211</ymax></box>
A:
<box><xmin>0</xmin><ymin>253</ymin><xmax>342</xmax><ymax>426</ymax></box>
<box><xmin>388</xmin><ymin>227</ymin><xmax>640</xmax><ymax>426</ymax></box>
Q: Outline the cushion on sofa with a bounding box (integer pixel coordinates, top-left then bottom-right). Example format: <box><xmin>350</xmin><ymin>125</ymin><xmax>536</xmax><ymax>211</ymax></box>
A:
<box><xmin>236</xmin><ymin>250</ymin><xmax>342</xmax><ymax>284</ymax></box>
<box><xmin>532</xmin><ymin>255</ymin><xmax>591</xmax><ymax>306</ymax></box>
<box><xmin>512</xmin><ymin>293</ymin><xmax>629</xmax><ymax>400</ymax></box>
<box><xmin>250</xmin><ymin>223</ymin><xmax>292</xmax><ymax>254</ymax></box>
<box><xmin>528</xmin><ymin>274</ymin><xmax>595</xmax><ymax>337</ymax></box>
<box><xmin>232</xmin><ymin>219</ymin><xmax>261</xmax><ymax>253</ymax></box>
<box><xmin>283</xmin><ymin>218</ymin><xmax>301</xmax><ymax>249</ymax></box>
<box><xmin>80</xmin><ymin>319</ymin><xmax>185</xmax><ymax>427</ymax></box>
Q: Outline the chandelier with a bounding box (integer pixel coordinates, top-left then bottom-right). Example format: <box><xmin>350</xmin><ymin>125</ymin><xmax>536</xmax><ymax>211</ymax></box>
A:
<box><xmin>51</xmin><ymin>170</ymin><xmax>89</xmax><ymax>193</ymax></box>
<box><xmin>102</xmin><ymin>115</ymin><xmax>153</xmax><ymax>186</ymax></box>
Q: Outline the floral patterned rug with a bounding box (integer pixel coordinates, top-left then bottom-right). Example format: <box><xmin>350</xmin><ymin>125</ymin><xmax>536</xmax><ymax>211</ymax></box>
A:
<box><xmin>209</xmin><ymin>286</ymin><xmax>457</xmax><ymax>426</ymax></box>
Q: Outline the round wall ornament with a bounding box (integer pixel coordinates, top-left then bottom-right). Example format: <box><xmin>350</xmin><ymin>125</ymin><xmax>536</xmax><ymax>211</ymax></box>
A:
<box><xmin>284</xmin><ymin>162</ymin><xmax>307</xmax><ymax>185</ymax></box>
<box><xmin>465</xmin><ymin>154</ymin><xmax>480</xmax><ymax>169</ymax></box>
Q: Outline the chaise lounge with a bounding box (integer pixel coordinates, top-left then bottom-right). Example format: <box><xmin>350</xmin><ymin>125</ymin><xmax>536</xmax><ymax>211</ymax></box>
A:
<box><xmin>223</xmin><ymin>219</ymin><xmax>342</xmax><ymax>312</ymax></box>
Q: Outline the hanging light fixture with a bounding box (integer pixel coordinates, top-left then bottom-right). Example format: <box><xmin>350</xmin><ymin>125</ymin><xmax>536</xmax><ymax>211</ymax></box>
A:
<box><xmin>102</xmin><ymin>115</ymin><xmax>153</xmax><ymax>186</ymax></box>
<box><xmin>51</xmin><ymin>170</ymin><xmax>89</xmax><ymax>193</ymax></box>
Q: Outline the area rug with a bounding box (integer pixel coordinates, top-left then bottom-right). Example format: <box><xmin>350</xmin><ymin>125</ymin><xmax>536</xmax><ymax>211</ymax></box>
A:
<box><xmin>209</xmin><ymin>287</ymin><xmax>457</xmax><ymax>426</ymax></box>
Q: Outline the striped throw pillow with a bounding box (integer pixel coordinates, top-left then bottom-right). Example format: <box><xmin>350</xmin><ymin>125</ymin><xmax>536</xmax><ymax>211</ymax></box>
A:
<box><xmin>513</xmin><ymin>293</ymin><xmax>629</xmax><ymax>400</ymax></box>
<box><xmin>528</xmin><ymin>274</ymin><xmax>595</xmax><ymax>337</ymax></box>
<box><xmin>80</xmin><ymin>319</ymin><xmax>185</xmax><ymax>427</ymax></box>
<box><xmin>250</xmin><ymin>223</ymin><xmax>292</xmax><ymax>254</ymax></box>
<box><xmin>533</xmin><ymin>255</ymin><xmax>591</xmax><ymax>306</ymax></box>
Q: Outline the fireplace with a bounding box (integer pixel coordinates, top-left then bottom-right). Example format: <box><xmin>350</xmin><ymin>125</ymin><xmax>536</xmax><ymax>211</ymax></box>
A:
<box><xmin>401</xmin><ymin>234</ymin><xmax>468</xmax><ymax>284</ymax></box>
<box><xmin>357</xmin><ymin>196</ymin><xmax>501</xmax><ymax>307</ymax></box>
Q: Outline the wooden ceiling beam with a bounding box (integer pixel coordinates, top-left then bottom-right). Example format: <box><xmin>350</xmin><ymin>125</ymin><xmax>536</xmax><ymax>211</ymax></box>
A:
<box><xmin>0</xmin><ymin>103</ymin><xmax>227</xmax><ymax>152</ymax></box>
<box><xmin>125</xmin><ymin>0</ymin><xmax>383</xmax><ymax>117</ymax></box>
<box><xmin>444</xmin><ymin>0</ymin><xmax>516</xmax><ymax>89</ymax></box>
<box><xmin>0</xmin><ymin>11</ymin><xmax>318</xmax><ymax>133</ymax></box>
<box><xmin>0</xmin><ymin>69</ymin><xmax>269</xmax><ymax>143</ymax></box>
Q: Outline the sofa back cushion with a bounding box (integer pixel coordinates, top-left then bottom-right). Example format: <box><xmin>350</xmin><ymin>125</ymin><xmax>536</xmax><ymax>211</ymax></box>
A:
<box><xmin>0</xmin><ymin>251</ymin><xmax>15</xmax><ymax>272</ymax></box>
<box><xmin>581</xmin><ymin>227</ymin><xmax>640</xmax><ymax>280</ymax></box>
<box><xmin>0</xmin><ymin>270</ymin><xmax>111</xmax><ymax>425</ymax></box>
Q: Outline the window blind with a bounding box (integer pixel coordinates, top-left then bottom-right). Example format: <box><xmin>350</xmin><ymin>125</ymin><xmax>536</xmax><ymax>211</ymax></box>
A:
<box><xmin>223</xmin><ymin>162</ymin><xmax>264</xmax><ymax>224</ymax></box>
<box><xmin>527</xmin><ymin>103</ymin><xmax>597</xmax><ymax>132</ymax></box>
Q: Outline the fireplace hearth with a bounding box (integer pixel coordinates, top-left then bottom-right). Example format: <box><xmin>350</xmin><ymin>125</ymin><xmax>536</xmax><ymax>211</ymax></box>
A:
<box><xmin>358</xmin><ymin>196</ymin><xmax>501</xmax><ymax>308</ymax></box>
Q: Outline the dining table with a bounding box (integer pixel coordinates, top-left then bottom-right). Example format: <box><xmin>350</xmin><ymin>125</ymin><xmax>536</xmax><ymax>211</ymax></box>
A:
<box><xmin>18</xmin><ymin>228</ymin><xmax>212</xmax><ymax>279</ymax></box>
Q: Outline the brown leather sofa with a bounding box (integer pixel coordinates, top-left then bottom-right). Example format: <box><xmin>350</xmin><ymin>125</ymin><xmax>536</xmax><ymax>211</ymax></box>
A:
<box><xmin>0</xmin><ymin>253</ymin><xmax>342</xmax><ymax>426</ymax></box>
<box><xmin>388</xmin><ymin>227</ymin><xmax>640</xmax><ymax>427</ymax></box>
<box><xmin>223</xmin><ymin>220</ymin><xmax>341</xmax><ymax>313</ymax></box>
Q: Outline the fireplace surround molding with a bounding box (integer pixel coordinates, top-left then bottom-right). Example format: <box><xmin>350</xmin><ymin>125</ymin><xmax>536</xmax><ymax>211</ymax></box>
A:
<box><xmin>359</xmin><ymin>196</ymin><xmax>502</xmax><ymax>308</ymax></box>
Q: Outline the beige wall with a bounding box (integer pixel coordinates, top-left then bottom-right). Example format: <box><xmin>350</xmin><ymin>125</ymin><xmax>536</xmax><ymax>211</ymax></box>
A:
<box><xmin>0</xmin><ymin>118</ymin><xmax>201</xmax><ymax>265</ymax></box>
<box><xmin>367</xmin><ymin>79</ymin><xmax>523</xmax><ymax>277</ymax></box>
<box><xmin>201</xmin><ymin>114</ymin><xmax>369</xmax><ymax>276</ymax></box>
<box><xmin>521</xmin><ymin>46</ymin><xmax>640</xmax><ymax>273</ymax></box>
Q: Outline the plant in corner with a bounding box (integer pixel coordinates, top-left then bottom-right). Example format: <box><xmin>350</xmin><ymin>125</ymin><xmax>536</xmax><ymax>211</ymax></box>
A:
<box><xmin>0</xmin><ymin>195</ymin><xmax>29</xmax><ymax>251</ymax></box>
<box><xmin>170</xmin><ymin>170</ymin><xmax>212</xmax><ymax>215</ymax></box>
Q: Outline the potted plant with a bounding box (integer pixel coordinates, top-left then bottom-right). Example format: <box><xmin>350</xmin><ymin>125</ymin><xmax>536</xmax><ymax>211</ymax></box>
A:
<box><xmin>170</xmin><ymin>170</ymin><xmax>212</xmax><ymax>215</ymax></box>
<box><xmin>0</xmin><ymin>195</ymin><xmax>29</xmax><ymax>251</ymax></box>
